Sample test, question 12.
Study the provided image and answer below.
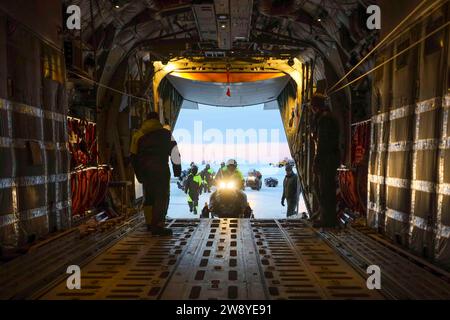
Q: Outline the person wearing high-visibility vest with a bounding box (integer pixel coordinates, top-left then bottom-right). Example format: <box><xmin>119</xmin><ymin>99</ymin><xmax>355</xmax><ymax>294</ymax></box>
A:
<box><xmin>200</xmin><ymin>164</ymin><xmax>215</xmax><ymax>193</ymax></box>
<box><xmin>217</xmin><ymin>159</ymin><xmax>245</xmax><ymax>190</ymax></box>
<box><xmin>215</xmin><ymin>162</ymin><xmax>226</xmax><ymax>181</ymax></box>
<box><xmin>185</xmin><ymin>165</ymin><xmax>203</xmax><ymax>215</ymax></box>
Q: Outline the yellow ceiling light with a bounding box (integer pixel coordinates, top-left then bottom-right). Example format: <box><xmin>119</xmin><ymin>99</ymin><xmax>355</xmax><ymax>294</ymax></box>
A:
<box><xmin>162</xmin><ymin>62</ymin><xmax>177</xmax><ymax>73</ymax></box>
<box><xmin>169</xmin><ymin>72</ymin><xmax>286</xmax><ymax>83</ymax></box>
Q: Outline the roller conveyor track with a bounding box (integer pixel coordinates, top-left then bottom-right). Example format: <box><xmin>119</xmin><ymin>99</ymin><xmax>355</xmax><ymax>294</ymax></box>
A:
<box><xmin>0</xmin><ymin>214</ymin><xmax>143</xmax><ymax>300</ymax></box>
<box><xmin>319</xmin><ymin>227</ymin><xmax>450</xmax><ymax>300</ymax></box>
<box><xmin>35</xmin><ymin>219</ymin><xmax>200</xmax><ymax>300</ymax></box>
<box><xmin>36</xmin><ymin>219</ymin><xmax>382</xmax><ymax>300</ymax></box>
<box><xmin>252</xmin><ymin>220</ymin><xmax>381</xmax><ymax>299</ymax></box>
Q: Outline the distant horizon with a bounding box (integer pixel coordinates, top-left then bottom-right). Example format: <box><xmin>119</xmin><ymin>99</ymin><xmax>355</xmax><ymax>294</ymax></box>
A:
<box><xmin>178</xmin><ymin>160</ymin><xmax>292</xmax><ymax>167</ymax></box>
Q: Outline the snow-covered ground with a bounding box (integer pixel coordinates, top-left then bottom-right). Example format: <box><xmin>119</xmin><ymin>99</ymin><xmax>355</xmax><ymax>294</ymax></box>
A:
<box><xmin>166</xmin><ymin>164</ymin><xmax>308</xmax><ymax>219</ymax></box>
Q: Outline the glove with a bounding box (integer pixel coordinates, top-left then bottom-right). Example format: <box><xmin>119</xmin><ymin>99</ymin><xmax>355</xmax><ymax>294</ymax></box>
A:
<box><xmin>173</xmin><ymin>164</ymin><xmax>182</xmax><ymax>178</ymax></box>
<box><xmin>281</xmin><ymin>199</ymin><xmax>285</xmax><ymax>207</ymax></box>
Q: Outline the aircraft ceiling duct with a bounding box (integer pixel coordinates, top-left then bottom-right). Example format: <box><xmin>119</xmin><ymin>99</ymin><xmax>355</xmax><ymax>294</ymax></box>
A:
<box><xmin>214</xmin><ymin>0</ymin><xmax>253</xmax><ymax>50</ymax></box>
<box><xmin>192</xmin><ymin>2</ymin><xmax>218</xmax><ymax>42</ymax></box>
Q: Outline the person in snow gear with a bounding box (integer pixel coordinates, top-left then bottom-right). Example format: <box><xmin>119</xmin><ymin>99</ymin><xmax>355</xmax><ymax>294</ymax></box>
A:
<box><xmin>179</xmin><ymin>162</ymin><xmax>196</xmax><ymax>191</ymax></box>
<box><xmin>130</xmin><ymin>112</ymin><xmax>181</xmax><ymax>236</ymax></box>
<box><xmin>201</xmin><ymin>202</ymin><xmax>210</xmax><ymax>218</ymax></box>
<box><xmin>281</xmin><ymin>164</ymin><xmax>298</xmax><ymax>217</ymax></box>
<box><xmin>185</xmin><ymin>165</ymin><xmax>203</xmax><ymax>215</ymax></box>
<box><xmin>188</xmin><ymin>162</ymin><xmax>196</xmax><ymax>173</ymax></box>
<box><xmin>216</xmin><ymin>159</ymin><xmax>245</xmax><ymax>190</ymax></box>
<box><xmin>201</xmin><ymin>164</ymin><xmax>215</xmax><ymax>193</ymax></box>
<box><xmin>246</xmin><ymin>169</ymin><xmax>263</xmax><ymax>190</ymax></box>
<box><xmin>310</xmin><ymin>94</ymin><xmax>340</xmax><ymax>228</ymax></box>
<box><xmin>215</xmin><ymin>162</ymin><xmax>226</xmax><ymax>182</ymax></box>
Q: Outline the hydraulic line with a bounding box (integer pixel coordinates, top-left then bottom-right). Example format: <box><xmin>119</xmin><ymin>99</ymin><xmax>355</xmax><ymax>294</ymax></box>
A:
<box><xmin>328</xmin><ymin>20</ymin><xmax>450</xmax><ymax>95</ymax></box>
<box><xmin>67</xmin><ymin>70</ymin><xmax>151</xmax><ymax>103</ymax></box>
<box><xmin>327</xmin><ymin>0</ymin><xmax>442</xmax><ymax>93</ymax></box>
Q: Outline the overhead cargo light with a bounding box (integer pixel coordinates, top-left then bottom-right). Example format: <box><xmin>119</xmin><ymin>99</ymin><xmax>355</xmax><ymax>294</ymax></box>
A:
<box><xmin>217</xmin><ymin>14</ymin><xmax>229</xmax><ymax>20</ymax></box>
<box><xmin>111</xmin><ymin>0</ymin><xmax>129</xmax><ymax>9</ymax></box>
<box><xmin>315</xmin><ymin>7</ymin><xmax>328</xmax><ymax>22</ymax></box>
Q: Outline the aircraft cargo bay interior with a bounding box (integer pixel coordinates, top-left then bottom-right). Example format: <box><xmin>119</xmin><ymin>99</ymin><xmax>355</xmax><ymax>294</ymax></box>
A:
<box><xmin>1</xmin><ymin>0</ymin><xmax>450</xmax><ymax>305</ymax></box>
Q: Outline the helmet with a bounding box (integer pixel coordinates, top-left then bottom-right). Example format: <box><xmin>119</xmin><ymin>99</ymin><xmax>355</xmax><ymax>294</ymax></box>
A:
<box><xmin>190</xmin><ymin>162</ymin><xmax>195</xmax><ymax>167</ymax></box>
<box><xmin>191</xmin><ymin>165</ymin><xmax>198</xmax><ymax>175</ymax></box>
<box><xmin>220</xmin><ymin>162</ymin><xmax>225</xmax><ymax>167</ymax></box>
<box><xmin>206</xmin><ymin>164</ymin><xmax>210</xmax><ymax>169</ymax></box>
<box><xmin>226</xmin><ymin>159</ymin><xmax>237</xmax><ymax>167</ymax></box>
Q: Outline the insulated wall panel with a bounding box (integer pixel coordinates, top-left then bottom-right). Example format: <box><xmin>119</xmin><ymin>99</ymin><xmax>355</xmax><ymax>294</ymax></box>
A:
<box><xmin>0</xmin><ymin>5</ymin><xmax>68</xmax><ymax>250</ymax></box>
<box><xmin>368</xmin><ymin>52</ymin><xmax>393</xmax><ymax>231</ymax></box>
<box><xmin>444</xmin><ymin>148</ymin><xmax>450</xmax><ymax>184</ymax></box>
<box><xmin>369</xmin><ymin>6</ymin><xmax>450</xmax><ymax>267</ymax></box>
<box><xmin>436</xmin><ymin>94</ymin><xmax>450</xmax><ymax>266</ymax></box>
<box><xmin>436</xmin><ymin>196</ymin><xmax>450</xmax><ymax>265</ymax></box>
<box><xmin>410</xmin><ymin>10</ymin><xmax>447</xmax><ymax>258</ymax></box>
<box><xmin>384</xmin><ymin>28</ymin><xmax>417</xmax><ymax>246</ymax></box>
<box><xmin>0</xmin><ymin>189</ymin><xmax>13</xmax><ymax>216</ymax></box>
<box><xmin>42</xmin><ymin>78</ymin><xmax>58</xmax><ymax>111</ymax></box>
<box><xmin>434</xmin><ymin>1</ymin><xmax>450</xmax><ymax>266</ymax></box>
<box><xmin>0</xmin><ymin>147</ymin><xmax>12</xmax><ymax>178</ymax></box>
<box><xmin>0</xmin><ymin>98</ymin><xmax>70</xmax><ymax>248</ymax></box>
<box><xmin>11</xmin><ymin>112</ymin><xmax>43</xmax><ymax>140</ymax></box>
<box><xmin>0</xmin><ymin>14</ymin><xmax>6</xmax><ymax>99</ymax></box>
<box><xmin>6</xmin><ymin>23</ymin><xmax>41</xmax><ymax>107</ymax></box>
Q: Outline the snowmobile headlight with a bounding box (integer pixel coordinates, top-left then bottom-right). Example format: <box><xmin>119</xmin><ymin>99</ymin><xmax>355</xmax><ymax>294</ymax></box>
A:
<box><xmin>226</xmin><ymin>181</ymin><xmax>236</xmax><ymax>189</ymax></box>
<box><xmin>218</xmin><ymin>180</ymin><xmax>236</xmax><ymax>190</ymax></box>
<box><xmin>248</xmin><ymin>176</ymin><xmax>256</xmax><ymax>181</ymax></box>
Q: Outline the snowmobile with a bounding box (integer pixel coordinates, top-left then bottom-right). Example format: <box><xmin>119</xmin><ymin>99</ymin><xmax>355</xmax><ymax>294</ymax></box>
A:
<box><xmin>204</xmin><ymin>179</ymin><xmax>253</xmax><ymax>218</ymax></box>
<box><xmin>264</xmin><ymin>177</ymin><xmax>278</xmax><ymax>187</ymax></box>
<box><xmin>245</xmin><ymin>170</ymin><xmax>262</xmax><ymax>191</ymax></box>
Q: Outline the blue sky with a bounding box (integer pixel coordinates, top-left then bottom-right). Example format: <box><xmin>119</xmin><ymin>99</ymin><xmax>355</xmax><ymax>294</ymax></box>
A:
<box><xmin>175</xmin><ymin>104</ymin><xmax>288</xmax><ymax>138</ymax></box>
<box><xmin>173</xmin><ymin>104</ymin><xmax>291</xmax><ymax>165</ymax></box>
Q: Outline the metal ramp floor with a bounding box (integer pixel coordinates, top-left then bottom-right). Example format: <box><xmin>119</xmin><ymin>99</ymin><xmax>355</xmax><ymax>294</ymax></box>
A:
<box><xmin>38</xmin><ymin>219</ymin><xmax>382</xmax><ymax>300</ymax></box>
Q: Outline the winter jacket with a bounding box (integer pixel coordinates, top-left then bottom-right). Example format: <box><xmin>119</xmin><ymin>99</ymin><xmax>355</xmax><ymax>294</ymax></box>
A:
<box><xmin>130</xmin><ymin>119</ymin><xmax>181</xmax><ymax>182</ymax></box>
<box><xmin>282</xmin><ymin>173</ymin><xmax>298</xmax><ymax>201</ymax></box>
<box><xmin>185</xmin><ymin>173</ymin><xmax>203</xmax><ymax>201</ymax></box>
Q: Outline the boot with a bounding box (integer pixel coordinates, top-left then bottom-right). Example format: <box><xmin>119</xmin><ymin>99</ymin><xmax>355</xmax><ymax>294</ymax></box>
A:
<box><xmin>151</xmin><ymin>226</ymin><xmax>173</xmax><ymax>236</ymax></box>
<box><xmin>143</xmin><ymin>206</ymin><xmax>153</xmax><ymax>230</ymax></box>
<box><xmin>313</xmin><ymin>220</ymin><xmax>337</xmax><ymax>228</ymax></box>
